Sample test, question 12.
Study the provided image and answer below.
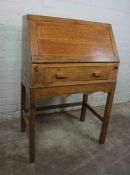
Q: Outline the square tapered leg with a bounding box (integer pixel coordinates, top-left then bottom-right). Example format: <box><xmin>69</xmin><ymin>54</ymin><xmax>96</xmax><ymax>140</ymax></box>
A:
<box><xmin>21</xmin><ymin>83</ymin><xmax>26</xmax><ymax>132</ymax></box>
<box><xmin>80</xmin><ymin>94</ymin><xmax>88</xmax><ymax>121</ymax></box>
<box><xmin>99</xmin><ymin>87</ymin><xmax>115</xmax><ymax>144</ymax></box>
<box><xmin>29</xmin><ymin>100</ymin><xmax>36</xmax><ymax>163</ymax></box>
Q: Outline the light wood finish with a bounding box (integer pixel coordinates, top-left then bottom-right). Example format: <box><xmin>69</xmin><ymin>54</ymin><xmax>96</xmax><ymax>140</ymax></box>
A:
<box><xmin>31</xmin><ymin>63</ymin><xmax>118</xmax><ymax>87</ymax></box>
<box><xmin>27</xmin><ymin>15</ymin><xmax>119</xmax><ymax>63</ymax></box>
<box><xmin>21</xmin><ymin>14</ymin><xmax>119</xmax><ymax>162</ymax></box>
<box><xmin>31</xmin><ymin>82</ymin><xmax>115</xmax><ymax>100</ymax></box>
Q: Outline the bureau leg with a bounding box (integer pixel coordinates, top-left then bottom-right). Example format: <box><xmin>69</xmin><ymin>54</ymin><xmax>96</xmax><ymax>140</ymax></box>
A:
<box><xmin>80</xmin><ymin>94</ymin><xmax>88</xmax><ymax>121</ymax></box>
<box><xmin>99</xmin><ymin>87</ymin><xmax>115</xmax><ymax>144</ymax></box>
<box><xmin>29</xmin><ymin>101</ymin><xmax>36</xmax><ymax>163</ymax></box>
<box><xmin>21</xmin><ymin>83</ymin><xmax>26</xmax><ymax>132</ymax></box>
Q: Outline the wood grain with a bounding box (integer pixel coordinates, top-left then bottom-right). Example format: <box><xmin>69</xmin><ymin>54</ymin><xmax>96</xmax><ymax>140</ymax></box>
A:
<box><xmin>26</xmin><ymin>15</ymin><xmax>119</xmax><ymax>63</ymax></box>
<box><xmin>31</xmin><ymin>82</ymin><xmax>115</xmax><ymax>100</ymax></box>
<box><xmin>22</xmin><ymin>14</ymin><xmax>120</xmax><ymax>162</ymax></box>
<box><xmin>31</xmin><ymin>63</ymin><xmax>118</xmax><ymax>87</ymax></box>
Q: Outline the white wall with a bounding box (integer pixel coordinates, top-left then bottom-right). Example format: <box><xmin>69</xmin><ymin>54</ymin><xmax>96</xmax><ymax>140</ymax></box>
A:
<box><xmin>0</xmin><ymin>0</ymin><xmax>130</xmax><ymax>113</ymax></box>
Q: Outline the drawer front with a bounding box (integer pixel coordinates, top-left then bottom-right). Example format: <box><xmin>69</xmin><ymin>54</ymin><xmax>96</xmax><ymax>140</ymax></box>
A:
<box><xmin>31</xmin><ymin>63</ymin><xmax>118</xmax><ymax>87</ymax></box>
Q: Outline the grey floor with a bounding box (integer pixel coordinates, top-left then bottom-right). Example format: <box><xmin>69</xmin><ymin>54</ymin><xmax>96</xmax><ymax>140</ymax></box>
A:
<box><xmin>0</xmin><ymin>102</ymin><xmax>130</xmax><ymax>175</ymax></box>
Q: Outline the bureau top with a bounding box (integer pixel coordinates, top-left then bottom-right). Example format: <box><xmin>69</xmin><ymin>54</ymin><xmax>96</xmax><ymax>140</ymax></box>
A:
<box><xmin>23</xmin><ymin>14</ymin><xmax>119</xmax><ymax>63</ymax></box>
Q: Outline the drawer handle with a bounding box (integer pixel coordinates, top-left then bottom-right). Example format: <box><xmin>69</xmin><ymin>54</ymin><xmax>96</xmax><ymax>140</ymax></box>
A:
<box><xmin>92</xmin><ymin>72</ymin><xmax>102</xmax><ymax>78</ymax></box>
<box><xmin>114</xmin><ymin>65</ymin><xmax>118</xmax><ymax>70</ymax></box>
<box><xmin>34</xmin><ymin>66</ymin><xmax>39</xmax><ymax>72</ymax></box>
<box><xmin>56</xmin><ymin>73</ymin><xmax>66</xmax><ymax>79</ymax></box>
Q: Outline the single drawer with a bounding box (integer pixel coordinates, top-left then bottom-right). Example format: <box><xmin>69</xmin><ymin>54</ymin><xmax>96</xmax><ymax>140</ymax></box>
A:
<box><xmin>31</xmin><ymin>63</ymin><xmax>118</xmax><ymax>87</ymax></box>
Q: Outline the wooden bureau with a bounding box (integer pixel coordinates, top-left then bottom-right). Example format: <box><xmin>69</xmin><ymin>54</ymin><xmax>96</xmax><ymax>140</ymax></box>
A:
<box><xmin>21</xmin><ymin>15</ymin><xmax>119</xmax><ymax>162</ymax></box>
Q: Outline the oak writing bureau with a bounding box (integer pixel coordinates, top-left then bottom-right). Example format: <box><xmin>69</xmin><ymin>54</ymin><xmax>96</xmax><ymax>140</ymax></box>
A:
<box><xmin>21</xmin><ymin>14</ymin><xmax>119</xmax><ymax>162</ymax></box>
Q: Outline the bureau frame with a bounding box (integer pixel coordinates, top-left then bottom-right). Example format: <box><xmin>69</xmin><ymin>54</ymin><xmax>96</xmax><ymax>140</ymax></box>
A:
<box><xmin>21</xmin><ymin>80</ymin><xmax>116</xmax><ymax>162</ymax></box>
<box><xmin>21</xmin><ymin>15</ymin><xmax>119</xmax><ymax>162</ymax></box>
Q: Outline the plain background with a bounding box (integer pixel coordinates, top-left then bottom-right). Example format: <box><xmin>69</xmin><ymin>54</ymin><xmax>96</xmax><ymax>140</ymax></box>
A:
<box><xmin>0</xmin><ymin>0</ymin><xmax>130</xmax><ymax>113</ymax></box>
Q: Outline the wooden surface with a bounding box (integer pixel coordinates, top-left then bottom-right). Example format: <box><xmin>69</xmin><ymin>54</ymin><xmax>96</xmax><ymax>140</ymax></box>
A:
<box><xmin>31</xmin><ymin>63</ymin><xmax>118</xmax><ymax>87</ymax></box>
<box><xmin>27</xmin><ymin>15</ymin><xmax>119</xmax><ymax>63</ymax></box>
<box><xmin>21</xmin><ymin>14</ymin><xmax>119</xmax><ymax>162</ymax></box>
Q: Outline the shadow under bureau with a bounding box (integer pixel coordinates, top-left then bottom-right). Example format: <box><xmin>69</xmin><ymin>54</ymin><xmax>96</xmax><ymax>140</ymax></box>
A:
<box><xmin>21</xmin><ymin>15</ymin><xmax>119</xmax><ymax>162</ymax></box>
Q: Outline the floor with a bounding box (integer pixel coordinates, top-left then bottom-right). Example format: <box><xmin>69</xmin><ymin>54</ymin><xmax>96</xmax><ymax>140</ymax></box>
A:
<box><xmin>0</xmin><ymin>102</ymin><xmax>130</xmax><ymax>175</ymax></box>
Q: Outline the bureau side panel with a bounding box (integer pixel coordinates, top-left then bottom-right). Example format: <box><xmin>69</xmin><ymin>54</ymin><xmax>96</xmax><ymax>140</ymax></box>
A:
<box><xmin>22</xmin><ymin>15</ymin><xmax>31</xmax><ymax>84</ymax></box>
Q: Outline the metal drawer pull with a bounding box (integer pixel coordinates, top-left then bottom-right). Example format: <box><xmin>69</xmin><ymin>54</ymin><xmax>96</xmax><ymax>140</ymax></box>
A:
<box><xmin>56</xmin><ymin>73</ymin><xmax>67</xmax><ymax>79</ymax></box>
<box><xmin>92</xmin><ymin>72</ymin><xmax>102</xmax><ymax>78</ymax></box>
